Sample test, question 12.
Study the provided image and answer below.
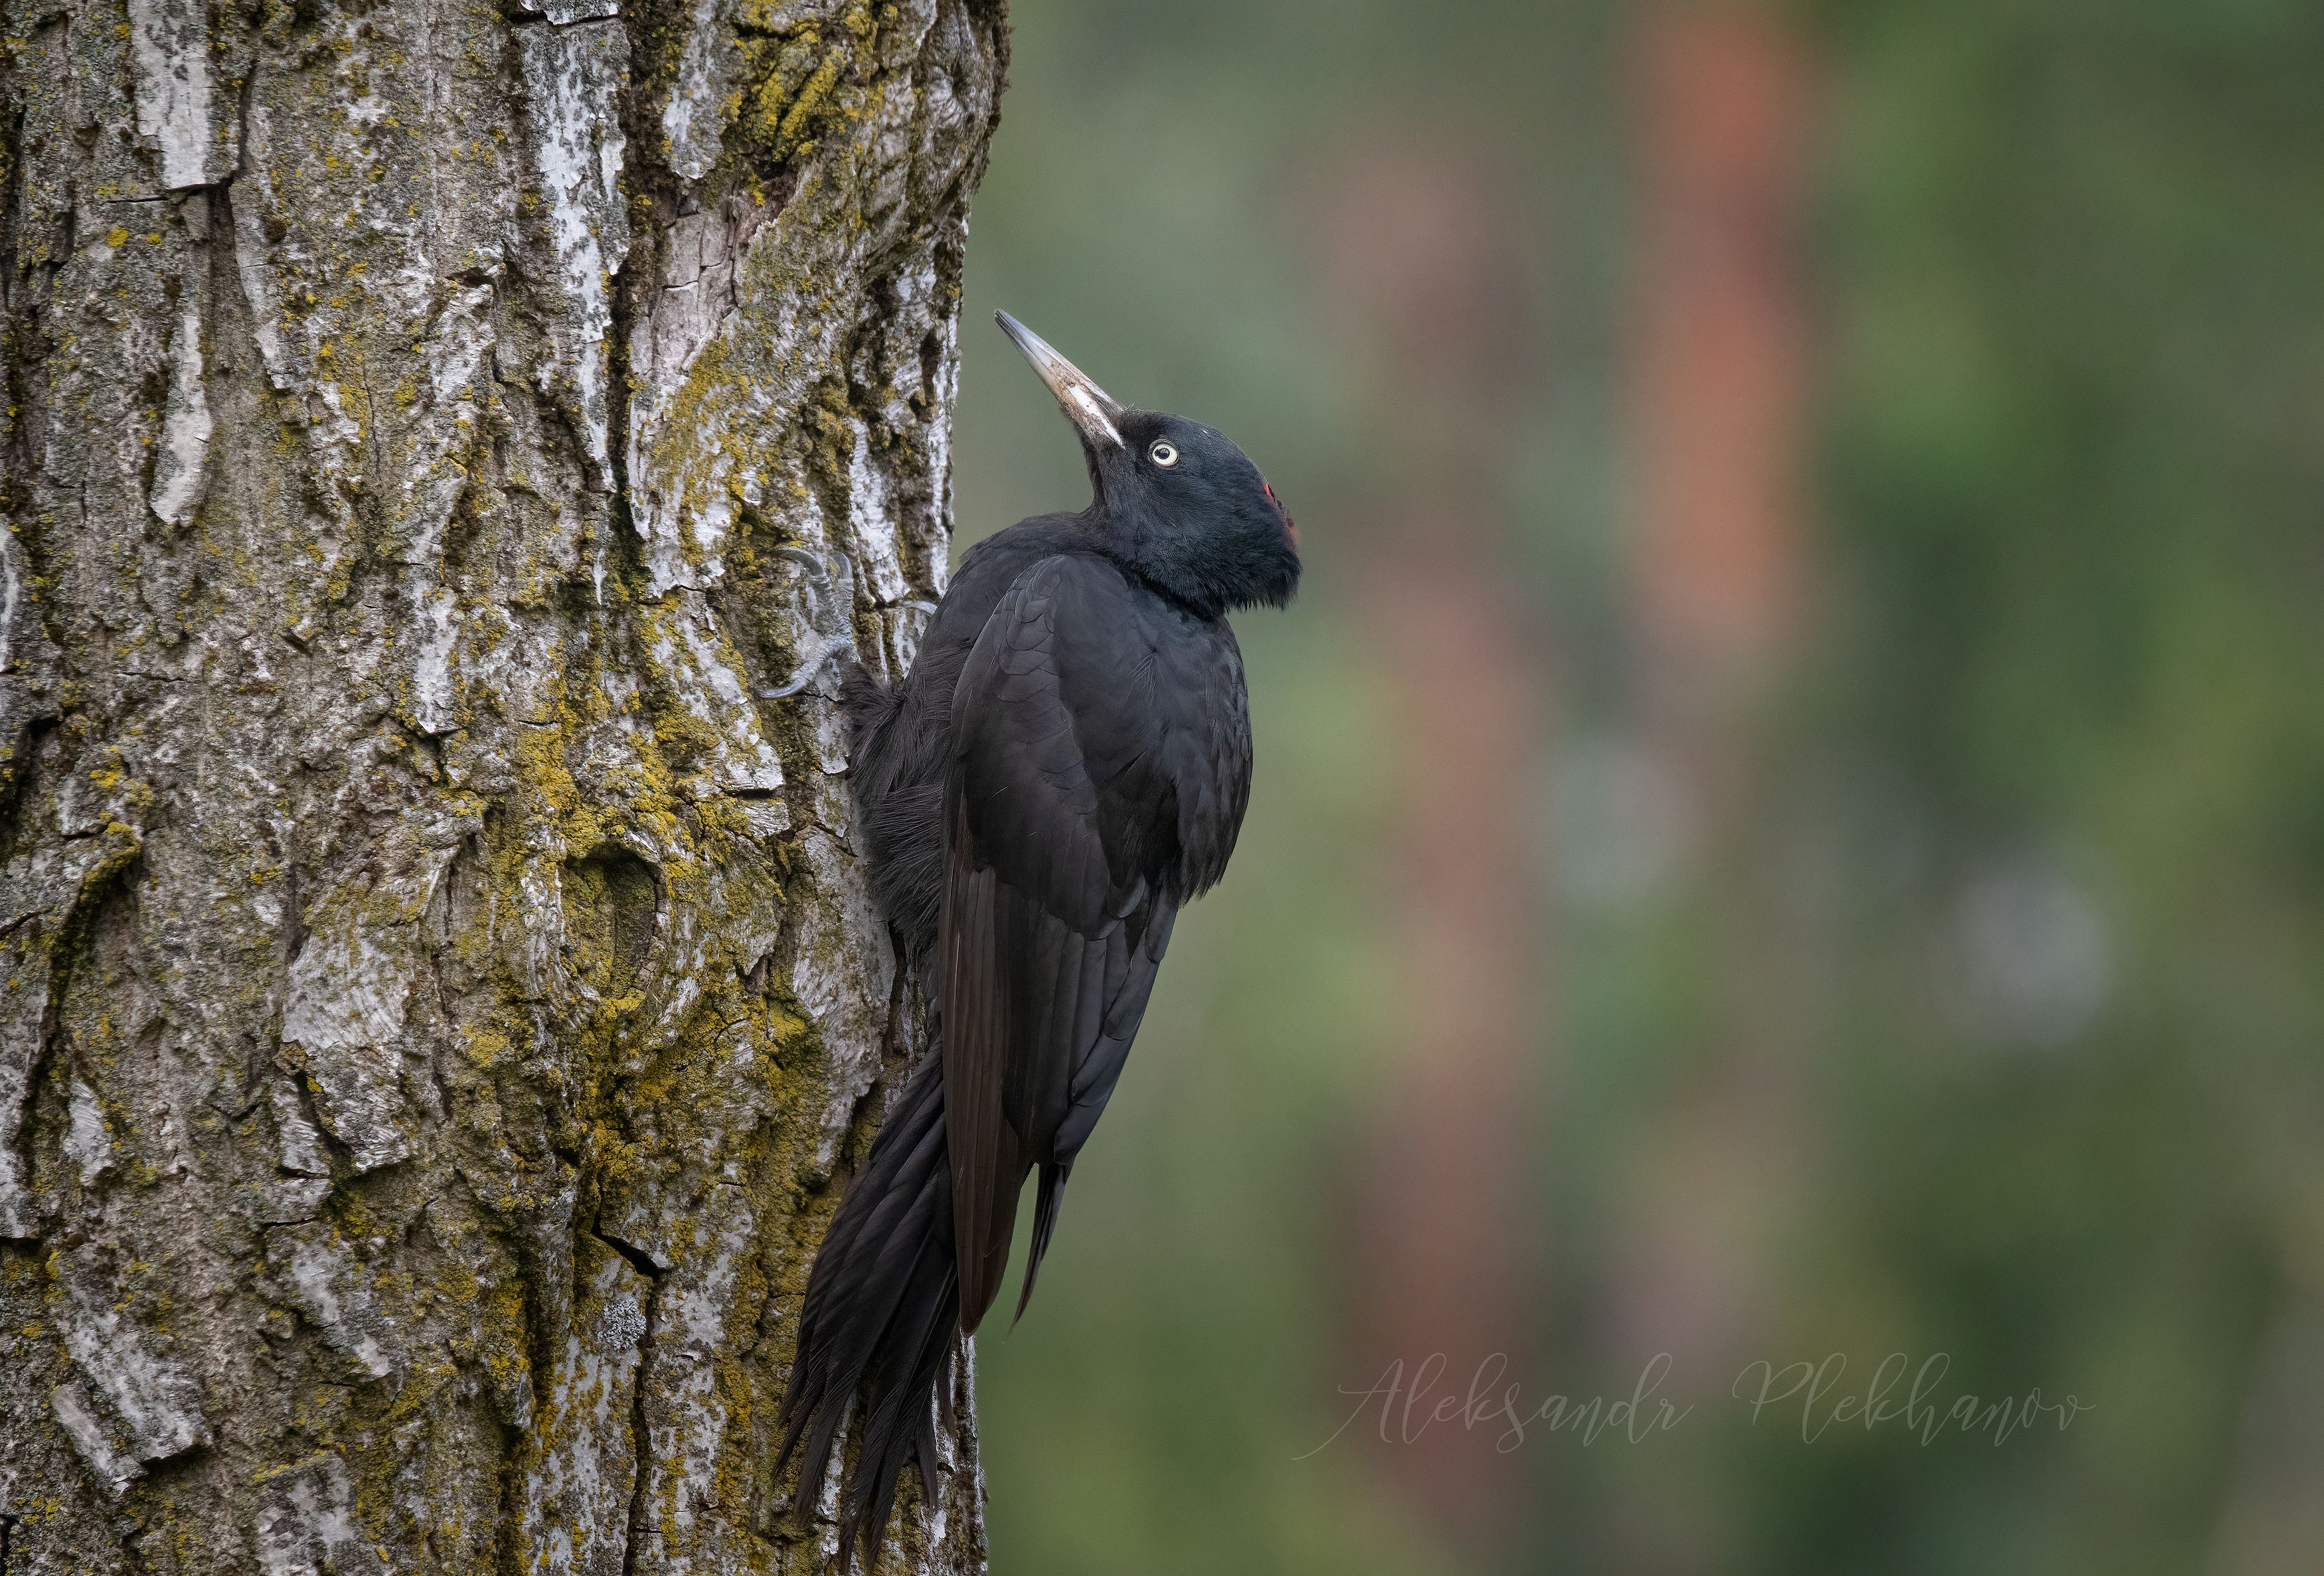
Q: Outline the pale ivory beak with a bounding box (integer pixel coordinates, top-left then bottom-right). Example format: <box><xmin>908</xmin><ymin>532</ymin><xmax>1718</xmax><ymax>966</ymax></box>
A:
<box><xmin>995</xmin><ymin>309</ymin><xmax>1126</xmax><ymax>449</ymax></box>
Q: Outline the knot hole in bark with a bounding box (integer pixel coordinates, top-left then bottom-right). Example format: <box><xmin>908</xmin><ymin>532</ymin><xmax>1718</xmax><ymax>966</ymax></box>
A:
<box><xmin>561</xmin><ymin>846</ymin><xmax>663</xmax><ymax>1000</ymax></box>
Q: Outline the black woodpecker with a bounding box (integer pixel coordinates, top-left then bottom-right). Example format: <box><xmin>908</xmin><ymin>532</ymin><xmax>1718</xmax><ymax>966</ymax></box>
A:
<box><xmin>772</xmin><ymin>311</ymin><xmax>1301</xmax><ymax>1567</ymax></box>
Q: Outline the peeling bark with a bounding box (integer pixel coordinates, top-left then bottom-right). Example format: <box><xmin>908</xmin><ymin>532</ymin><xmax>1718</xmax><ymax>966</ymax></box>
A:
<box><xmin>0</xmin><ymin>0</ymin><xmax>1008</xmax><ymax>1569</ymax></box>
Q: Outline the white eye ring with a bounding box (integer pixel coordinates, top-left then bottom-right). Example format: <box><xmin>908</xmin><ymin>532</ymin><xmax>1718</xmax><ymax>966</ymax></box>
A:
<box><xmin>1149</xmin><ymin>440</ymin><xmax>1179</xmax><ymax>467</ymax></box>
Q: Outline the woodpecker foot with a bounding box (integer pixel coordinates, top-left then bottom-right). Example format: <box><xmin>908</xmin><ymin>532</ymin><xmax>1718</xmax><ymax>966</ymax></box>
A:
<box><xmin>758</xmin><ymin>547</ymin><xmax>859</xmax><ymax>699</ymax></box>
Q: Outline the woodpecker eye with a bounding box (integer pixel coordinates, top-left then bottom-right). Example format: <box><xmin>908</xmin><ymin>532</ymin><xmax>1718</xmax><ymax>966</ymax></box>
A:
<box><xmin>1149</xmin><ymin>441</ymin><xmax>1179</xmax><ymax>468</ymax></box>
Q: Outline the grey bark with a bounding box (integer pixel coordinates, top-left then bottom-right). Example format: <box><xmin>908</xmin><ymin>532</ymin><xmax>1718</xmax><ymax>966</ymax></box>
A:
<box><xmin>0</xmin><ymin>0</ymin><xmax>1007</xmax><ymax>1568</ymax></box>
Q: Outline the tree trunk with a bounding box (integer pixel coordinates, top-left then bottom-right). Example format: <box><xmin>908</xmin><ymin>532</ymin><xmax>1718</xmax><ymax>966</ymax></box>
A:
<box><xmin>0</xmin><ymin>0</ymin><xmax>1006</xmax><ymax>1567</ymax></box>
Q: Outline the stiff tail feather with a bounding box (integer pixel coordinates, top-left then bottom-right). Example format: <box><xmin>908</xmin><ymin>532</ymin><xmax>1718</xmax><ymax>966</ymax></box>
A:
<box><xmin>1013</xmin><ymin>1161</ymin><xmax>1068</xmax><ymax>1326</ymax></box>
<box><xmin>774</xmin><ymin>1056</ymin><xmax>962</xmax><ymax>1571</ymax></box>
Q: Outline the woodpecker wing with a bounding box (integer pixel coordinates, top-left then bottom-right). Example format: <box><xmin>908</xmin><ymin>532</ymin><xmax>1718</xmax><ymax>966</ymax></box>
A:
<box><xmin>940</xmin><ymin>551</ymin><xmax>1250</xmax><ymax>1329</ymax></box>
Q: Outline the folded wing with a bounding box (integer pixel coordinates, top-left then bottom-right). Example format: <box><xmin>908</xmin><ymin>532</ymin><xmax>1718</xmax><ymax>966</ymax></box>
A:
<box><xmin>940</xmin><ymin>552</ymin><xmax>1249</xmax><ymax>1328</ymax></box>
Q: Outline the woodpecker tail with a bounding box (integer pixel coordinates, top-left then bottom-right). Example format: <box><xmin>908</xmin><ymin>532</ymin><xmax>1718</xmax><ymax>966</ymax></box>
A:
<box><xmin>774</xmin><ymin>1055</ymin><xmax>962</xmax><ymax>1572</ymax></box>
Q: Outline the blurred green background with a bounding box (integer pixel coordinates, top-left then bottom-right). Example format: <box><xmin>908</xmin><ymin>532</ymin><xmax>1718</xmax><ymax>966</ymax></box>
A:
<box><xmin>941</xmin><ymin>2</ymin><xmax>2324</xmax><ymax>1573</ymax></box>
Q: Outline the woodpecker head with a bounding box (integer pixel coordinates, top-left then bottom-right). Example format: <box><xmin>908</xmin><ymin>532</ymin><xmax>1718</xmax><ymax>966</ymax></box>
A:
<box><xmin>997</xmin><ymin>309</ymin><xmax>1301</xmax><ymax>618</ymax></box>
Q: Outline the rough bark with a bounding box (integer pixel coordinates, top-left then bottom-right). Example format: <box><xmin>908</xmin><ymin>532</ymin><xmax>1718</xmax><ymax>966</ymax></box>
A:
<box><xmin>0</xmin><ymin>0</ymin><xmax>1007</xmax><ymax>1567</ymax></box>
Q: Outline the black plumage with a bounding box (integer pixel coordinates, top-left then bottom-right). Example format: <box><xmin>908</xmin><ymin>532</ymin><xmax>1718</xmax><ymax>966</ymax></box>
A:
<box><xmin>773</xmin><ymin>312</ymin><xmax>1300</xmax><ymax>1568</ymax></box>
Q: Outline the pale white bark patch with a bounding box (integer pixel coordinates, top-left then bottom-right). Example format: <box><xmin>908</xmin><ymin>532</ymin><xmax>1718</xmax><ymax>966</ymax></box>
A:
<box><xmin>268</xmin><ymin>1077</ymin><xmax>332</xmax><ymax>1177</ymax></box>
<box><xmin>926</xmin><ymin>309</ymin><xmax>961</xmax><ymax>599</ymax></box>
<box><xmin>660</xmin><ymin>0</ymin><xmax>740</xmax><ymax>179</ymax></box>
<box><xmin>412</xmin><ymin>588</ymin><xmax>461</xmax><ymax>736</ymax></box>
<box><xmin>521</xmin><ymin>20</ymin><xmax>631</xmax><ymax>491</ymax></box>
<box><xmin>148</xmin><ymin>302</ymin><xmax>213</xmax><ymax>526</ymax></box>
<box><xmin>517</xmin><ymin>0</ymin><xmax>618</xmax><ymax>25</ymax></box>
<box><xmin>789</xmin><ymin>828</ymin><xmax>898</xmax><ymax>1166</ymax></box>
<box><xmin>53</xmin><ymin>1246</ymin><xmax>212</xmax><ymax>1464</ymax></box>
<box><xmin>268</xmin><ymin>1226</ymin><xmax>406</xmax><ymax>1380</ymax></box>
<box><xmin>850</xmin><ymin>427</ymin><xmax>912</xmax><ymax>603</ymax></box>
<box><xmin>127</xmin><ymin>0</ymin><xmax>220</xmax><ymax>189</ymax></box>
<box><xmin>52</xmin><ymin>1379</ymin><xmax>143</xmax><ymax>1497</ymax></box>
<box><xmin>64</xmin><ymin>1079</ymin><xmax>114</xmax><ymax>1184</ymax></box>
<box><xmin>255</xmin><ymin>1453</ymin><xmax>382</xmax><ymax>1576</ymax></box>
<box><xmin>0</xmin><ymin>838</ymin><xmax>113</xmax><ymax>1235</ymax></box>
<box><xmin>0</xmin><ymin>495</ymin><xmax>23</xmax><ymax>672</ymax></box>
<box><xmin>279</xmin><ymin>841</ymin><xmax>456</xmax><ymax>1172</ymax></box>
<box><xmin>280</xmin><ymin>930</ymin><xmax>424</xmax><ymax>1171</ymax></box>
<box><xmin>648</xmin><ymin>593</ymin><xmax>787</xmax><ymax>794</ymax></box>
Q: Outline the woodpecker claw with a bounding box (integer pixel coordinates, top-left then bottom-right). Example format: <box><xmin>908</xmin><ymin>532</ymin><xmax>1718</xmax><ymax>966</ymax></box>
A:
<box><xmin>758</xmin><ymin>547</ymin><xmax>859</xmax><ymax>700</ymax></box>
